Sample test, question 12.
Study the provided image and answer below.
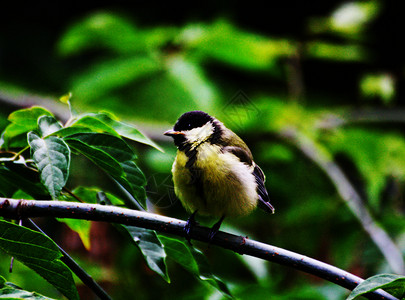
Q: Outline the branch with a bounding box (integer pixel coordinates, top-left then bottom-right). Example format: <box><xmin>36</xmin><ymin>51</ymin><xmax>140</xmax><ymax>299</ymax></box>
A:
<box><xmin>0</xmin><ymin>198</ymin><xmax>397</xmax><ymax>300</ymax></box>
<box><xmin>25</xmin><ymin>219</ymin><xmax>111</xmax><ymax>300</ymax></box>
<box><xmin>280</xmin><ymin>128</ymin><xmax>405</xmax><ymax>275</ymax></box>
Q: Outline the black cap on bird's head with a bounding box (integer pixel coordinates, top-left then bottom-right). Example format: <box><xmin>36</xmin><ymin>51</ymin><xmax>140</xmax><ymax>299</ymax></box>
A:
<box><xmin>173</xmin><ymin>111</ymin><xmax>213</xmax><ymax>131</ymax></box>
<box><xmin>164</xmin><ymin>111</ymin><xmax>220</xmax><ymax>148</ymax></box>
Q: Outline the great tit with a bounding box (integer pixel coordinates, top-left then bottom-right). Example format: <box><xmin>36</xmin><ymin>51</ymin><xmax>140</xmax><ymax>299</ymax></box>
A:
<box><xmin>164</xmin><ymin>111</ymin><xmax>274</xmax><ymax>239</ymax></box>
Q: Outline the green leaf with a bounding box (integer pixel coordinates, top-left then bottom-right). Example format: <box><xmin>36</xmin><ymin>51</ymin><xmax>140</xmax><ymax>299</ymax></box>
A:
<box><xmin>0</xmin><ymin>220</ymin><xmax>79</xmax><ymax>300</ymax></box>
<box><xmin>64</xmin><ymin>133</ymin><xmax>135</xmax><ymax>161</ymax></box>
<box><xmin>58</xmin><ymin>12</ymin><xmax>140</xmax><ymax>55</ymax></box>
<box><xmin>57</xmin><ymin>186</ymin><xmax>124</xmax><ymax>249</ymax></box>
<box><xmin>64</xmin><ymin>137</ymin><xmax>123</xmax><ymax>178</ymax></box>
<box><xmin>58</xmin><ymin>12</ymin><xmax>176</xmax><ymax>55</ymax></box>
<box><xmin>69</xmin><ymin>115</ymin><xmax>121</xmax><ymax>136</ymax></box>
<box><xmin>184</xmin><ymin>21</ymin><xmax>294</xmax><ymax>70</ymax></box>
<box><xmin>59</xmin><ymin>218</ymin><xmax>92</xmax><ymax>251</ymax></box>
<box><xmin>72</xmin><ymin>186</ymin><xmax>125</xmax><ymax>206</ymax></box>
<box><xmin>326</xmin><ymin>129</ymin><xmax>405</xmax><ymax>209</ymax></box>
<box><xmin>1</xmin><ymin>107</ymin><xmax>53</xmax><ymax>149</ymax></box>
<box><xmin>78</xmin><ymin>112</ymin><xmax>163</xmax><ymax>151</ymax></box>
<box><xmin>347</xmin><ymin>274</ymin><xmax>405</xmax><ymax>300</ymax></box>
<box><xmin>71</xmin><ymin>56</ymin><xmax>160</xmax><ymax>102</ymax></box>
<box><xmin>166</xmin><ymin>56</ymin><xmax>216</xmax><ymax>112</ymax></box>
<box><xmin>120</xmin><ymin>160</ymin><xmax>147</xmax><ymax>208</ymax></box>
<box><xmin>159</xmin><ymin>236</ymin><xmax>232</xmax><ymax>298</ymax></box>
<box><xmin>64</xmin><ymin>138</ymin><xmax>145</xmax><ymax>208</ymax></box>
<box><xmin>118</xmin><ymin>225</ymin><xmax>169</xmax><ymax>282</ymax></box>
<box><xmin>28</xmin><ymin>133</ymin><xmax>71</xmax><ymax>200</ymax></box>
<box><xmin>0</xmin><ymin>275</ymin><xmax>56</xmax><ymax>299</ymax></box>
<box><xmin>0</xmin><ymin>166</ymin><xmax>47</xmax><ymax>198</ymax></box>
<box><xmin>38</xmin><ymin>116</ymin><xmax>63</xmax><ymax>137</ymax></box>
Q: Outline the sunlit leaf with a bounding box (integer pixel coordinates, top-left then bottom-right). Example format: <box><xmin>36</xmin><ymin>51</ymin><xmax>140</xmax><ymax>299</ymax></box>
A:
<box><xmin>28</xmin><ymin>132</ymin><xmax>71</xmax><ymax>200</ymax></box>
<box><xmin>306</xmin><ymin>41</ymin><xmax>367</xmax><ymax>61</ymax></box>
<box><xmin>360</xmin><ymin>73</ymin><xmax>395</xmax><ymax>104</ymax></box>
<box><xmin>1</xmin><ymin>107</ymin><xmax>53</xmax><ymax>149</ymax></box>
<box><xmin>38</xmin><ymin>115</ymin><xmax>63</xmax><ymax>137</ymax></box>
<box><xmin>85</xmin><ymin>112</ymin><xmax>163</xmax><ymax>151</ymax></box>
<box><xmin>0</xmin><ymin>220</ymin><xmax>79</xmax><ymax>300</ymax></box>
<box><xmin>330</xmin><ymin>1</ymin><xmax>380</xmax><ymax>36</ymax></box>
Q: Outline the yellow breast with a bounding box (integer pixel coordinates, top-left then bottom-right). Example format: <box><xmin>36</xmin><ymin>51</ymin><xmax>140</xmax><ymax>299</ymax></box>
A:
<box><xmin>172</xmin><ymin>143</ymin><xmax>258</xmax><ymax>217</ymax></box>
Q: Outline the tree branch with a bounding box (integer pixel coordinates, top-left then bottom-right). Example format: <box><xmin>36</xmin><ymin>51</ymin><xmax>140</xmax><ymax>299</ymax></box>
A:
<box><xmin>280</xmin><ymin>128</ymin><xmax>405</xmax><ymax>275</ymax></box>
<box><xmin>0</xmin><ymin>198</ymin><xmax>398</xmax><ymax>300</ymax></box>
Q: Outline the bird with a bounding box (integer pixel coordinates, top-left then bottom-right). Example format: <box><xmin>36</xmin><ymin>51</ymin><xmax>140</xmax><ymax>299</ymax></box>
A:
<box><xmin>164</xmin><ymin>111</ymin><xmax>274</xmax><ymax>241</ymax></box>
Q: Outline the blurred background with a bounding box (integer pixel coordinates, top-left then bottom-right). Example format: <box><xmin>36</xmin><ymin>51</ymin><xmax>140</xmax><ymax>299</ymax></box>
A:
<box><xmin>1</xmin><ymin>1</ymin><xmax>405</xmax><ymax>299</ymax></box>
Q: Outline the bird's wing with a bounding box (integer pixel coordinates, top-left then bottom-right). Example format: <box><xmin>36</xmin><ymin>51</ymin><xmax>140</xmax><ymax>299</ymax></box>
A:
<box><xmin>223</xmin><ymin>145</ymin><xmax>275</xmax><ymax>214</ymax></box>
<box><xmin>222</xmin><ymin>146</ymin><xmax>253</xmax><ymax>165</ymax></box>
<box><xmin>253</xmin><ymin>164</ymin><xmax>275</xmax><ymax>214</ymax></box>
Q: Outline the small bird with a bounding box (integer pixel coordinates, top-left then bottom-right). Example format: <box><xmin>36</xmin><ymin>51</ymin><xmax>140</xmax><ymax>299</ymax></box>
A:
<box><xmin>164</xmin><ymin>111</ymin><xmax>274</xmax><ymax>240</ymax></box>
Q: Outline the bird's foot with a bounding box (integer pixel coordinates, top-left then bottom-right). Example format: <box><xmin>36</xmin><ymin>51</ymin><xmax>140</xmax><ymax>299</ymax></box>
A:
<box><xmin>184</xmin><ymin>210</ymin><xmax>199</xmax><ymax>245</ymax></box>
<box><xmin>208</xmin><ymin>215</ymin><xmax>225</xmax><ymax>241</ymax></box>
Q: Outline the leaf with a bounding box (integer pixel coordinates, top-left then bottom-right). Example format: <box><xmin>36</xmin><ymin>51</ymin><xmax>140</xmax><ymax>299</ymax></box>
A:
<box><xmin>118</xmin><ymin>225</ymin><xmax>169</xmax><ymax>282</ymax></box>
<box><xmin>184</xmin><ymin>21</ymin><xmax>294</xmax><ymax>70</ymax></box>
<box><xmin>69</xmin><ymin>115</ymin><xmax>121</xmax><ymax>136</ymax></box>
<box><xmin>64</xmin><ymin>137</ymin><xmax>123</xmax><ymax>178</ymax></box>
<box><xmin>64</xmin><ymin>138</ymin><xmax>145</xmax><ymax>208</ymax></box>
<box><xmin>0</xmin><ymin>166</ymin><xmax>47</xmax><ymax>198</ymax></box>
<box><xmin>76</xmin><ymin>112</ymin><xmax>163</xmax><ymax>151</ymax></box>
<box><xmin>72</xmin><ymin>186</ymin><xmax>125</xmax><ymax>206</ymax></box>
<box><xmin>0</xmin><ymin>275</ymin><xmax>56</xmax><ymax>299</ymax></box>
<box><xmin>120</xmin><ymin>160</ymin><xmax>147</xmax><ymax>208</ymax></box>
<box><xmin>64</xmin><ymin>132</ymin><xmax>135</xmax><ymax>161</ymax></box>
<box><xmin>58</xmin><ymin>12</ymin><xmax>176</xmax><ymax>56</ymax></box>
<box><xmin>326</xmin><ymin>129</ymin><xmax>405</xmax><ymax>209</ymax></box>
<box><xmin>347</xmin><ymin>274</ymin><xmax>405</xmax><ymax>300</ymax></box>
<box><xmin>58</xmin><ymin>12</ymin><xmax>140</xmax><ymax>56</ymax></box>
<box><xmin>28</xmin><ymin>133</ymin><xmax>71</xmax><ymax>200</ymax></box>
<box><xmin>71</xmin><ymin>56</ymin><xmax>160</xmax><ymax>102</ymax></box>
<box><xmin>60</xmin><ymin>218</ymin><xmax>92</xmax><ymax>251</ymax></box>
<box><xmin>1</xmin><ymin>107</ymin><xmax>53</xmax><ymax>149</ymax></box>
<box><xmin>159</xmin><ymin>235</ymin><xmax>232</xmax><ymax>298</ymax></box>
<box><xmin>166</xmin><ymin>55</ymin><xmax>216</xmax><ymax>112</ymax></box>
<box><xmin>0</xmin><ymin>220</ymin><xmax>79</xmax><ymax>300</ymax></box>
<box><xmin>38</xmin><ymin>116</ymin><xmax>63</xmax><ymax>137</ymax></box>
<box><xmin>57</xmin><ymin>187</ymin><xmax>124</xmax><ymax>249</ymax></box>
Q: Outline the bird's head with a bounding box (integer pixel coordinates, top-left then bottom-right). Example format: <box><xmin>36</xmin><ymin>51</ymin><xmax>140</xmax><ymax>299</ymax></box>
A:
<box><xmin>164</xmin><ymin>111</ymin><xmax>222</xmax><ymax>150</ymax></box>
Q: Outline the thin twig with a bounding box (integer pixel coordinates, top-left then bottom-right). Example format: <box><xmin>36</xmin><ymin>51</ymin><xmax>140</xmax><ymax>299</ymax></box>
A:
<box><xmin>280</xmin><ymin>127</ymin><xmax>405</xmax><ymax>275</ymax></box>
<box><xmin>25</xmin><ymin>218</ymin><xmax>112</xmax><ymax>300</ymax></box>
<box><xmin>0</xmin><ymin>197</ymin><xmax>398</xmax><ymax>300</ymax></box>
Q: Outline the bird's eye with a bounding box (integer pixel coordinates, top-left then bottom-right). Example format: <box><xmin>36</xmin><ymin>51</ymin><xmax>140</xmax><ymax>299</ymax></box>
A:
<box><xmin>187</xmin><ymin>123</ymin><xmax>192</xmax><ymax>129</ymax></box>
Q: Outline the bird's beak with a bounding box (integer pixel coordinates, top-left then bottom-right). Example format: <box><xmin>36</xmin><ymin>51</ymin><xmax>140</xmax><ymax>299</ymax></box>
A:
<box><xmin>164</xmin><ymin>130</ymin><xmax>185</xmax><ymax>137</ymax></box>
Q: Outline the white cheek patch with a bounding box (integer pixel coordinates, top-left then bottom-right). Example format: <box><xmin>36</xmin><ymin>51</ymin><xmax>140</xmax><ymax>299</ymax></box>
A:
<box><xmin>184</xmin><ymin>122</ymin><xmax>214</xmax><ymax>144</ymax></box>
